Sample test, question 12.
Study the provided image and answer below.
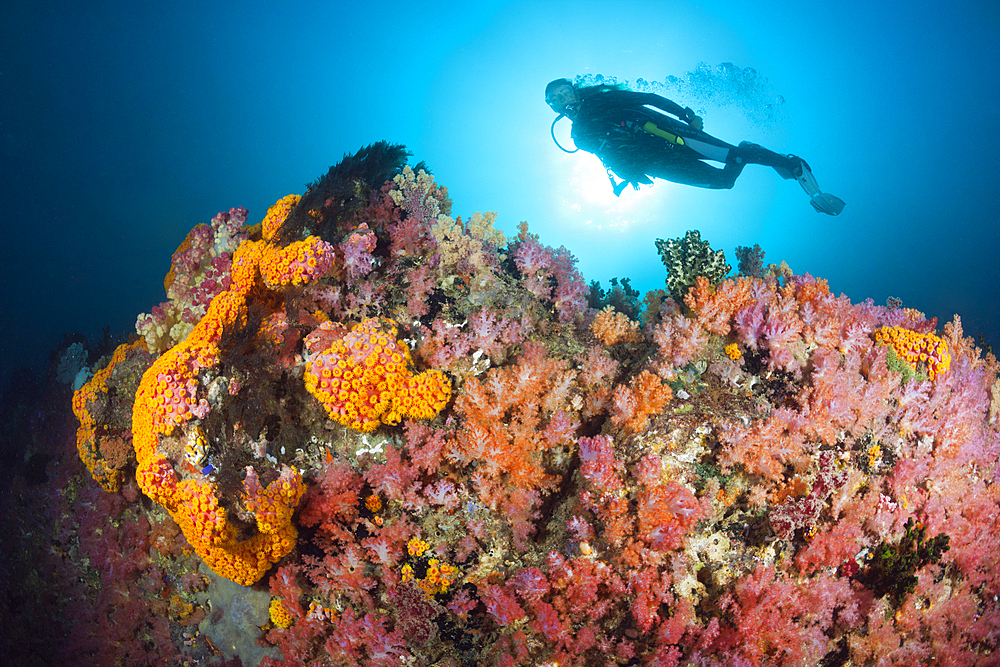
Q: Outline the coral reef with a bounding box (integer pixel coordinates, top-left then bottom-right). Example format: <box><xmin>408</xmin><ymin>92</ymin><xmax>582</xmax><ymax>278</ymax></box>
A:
<box><xmin>71</xmin><ymin>339</ymin><xmax>150</xmax><ymax>492</ymax></box>
<box><xmin>136</xmin><ymin>206</ymin><xmax>249</xmax><ymax>354</ymax></box>
<box><xmin>11</xmin><ymin>142</ymin><xmax>1000</xmax><ymax>666</ymax></box>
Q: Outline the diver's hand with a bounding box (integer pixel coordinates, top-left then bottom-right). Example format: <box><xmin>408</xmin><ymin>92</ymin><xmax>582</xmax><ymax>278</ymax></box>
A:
<box><xmin>683</xmin><ymin>107</ymin><xmax>703</xmax><ymax>131</ymax></box>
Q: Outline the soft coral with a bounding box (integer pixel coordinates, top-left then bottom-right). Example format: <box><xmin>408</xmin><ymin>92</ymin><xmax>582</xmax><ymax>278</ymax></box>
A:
<box><xmin>446</xmin><ymin>342</ymin><xmax>580</xmax><ymax>506</ymax></box>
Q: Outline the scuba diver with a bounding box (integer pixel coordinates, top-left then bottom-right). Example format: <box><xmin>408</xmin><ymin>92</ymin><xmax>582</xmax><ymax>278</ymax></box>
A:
<box><xmin>544</xmin><ymin>78</ymin><xmax>844</xmax><ymax>215</ymax></box>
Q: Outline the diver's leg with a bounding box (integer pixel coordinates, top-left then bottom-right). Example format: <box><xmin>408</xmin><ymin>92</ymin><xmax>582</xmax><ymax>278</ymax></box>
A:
<box><xmin>646</xmin><ymin>153</ymin><xmax>744</xmax><ymax>189</ymax></box>
<box><xmin>733</xmin><ymin>142</ymin><xmax>802</xmax><ymax>175</ymax></box>
<box><xmin>718</xmin><ymin>158</ymin><xmax>747</xmax><ymax>188</ymax></box>
<box><xmin>638</xmin><ymin>134</ymin><xmax>745</xmax><ymax>189</ymax></box>
<box><xmin>671</xmin><ymin>132</ymin><xmax>746</xmax><ymax>187</ymax></box>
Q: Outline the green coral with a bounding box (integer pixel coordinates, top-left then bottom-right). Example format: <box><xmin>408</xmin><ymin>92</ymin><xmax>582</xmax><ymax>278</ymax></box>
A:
<box><xmin>885</xmin><ymin>345</ymin><xmax>933</xmax><ymax>384</ymax></box>
<box><xmin>655</xmin><ymin>230</ymin><xmax>731</xmax><ymax>303</ymax></box>
<box><xmin>856</xmin><ymin>517</ymin><xmax>950</xmax><ymax>606</ymax></box>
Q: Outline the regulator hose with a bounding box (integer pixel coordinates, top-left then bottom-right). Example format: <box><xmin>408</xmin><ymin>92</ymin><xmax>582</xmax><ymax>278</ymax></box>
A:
<box><xmin>550</xmin><ymin>114</ymin><xmax>578</xmax><ymax>153</ymax></box>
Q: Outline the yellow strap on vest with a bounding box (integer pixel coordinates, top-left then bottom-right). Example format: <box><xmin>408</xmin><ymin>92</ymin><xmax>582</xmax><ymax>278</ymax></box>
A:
<box><xmin>642</xmin><ymin>121</ymin><xmax>685</xmax><ymax>145</ymax></box>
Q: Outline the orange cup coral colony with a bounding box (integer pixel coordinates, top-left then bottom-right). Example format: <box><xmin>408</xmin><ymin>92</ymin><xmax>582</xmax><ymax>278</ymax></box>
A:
<box><xmin>130</xmin><ymin>263</ymin><xmax>308</xmax><ymax>585</ymax></box>
<box><xmin>122</xmin><ymin>196</ymin><xmax>450</xmax><ymax>585</ymax></box>
<box><xmin>874</xmin><ymin>325</ymin><xmax>951</xmax><ymax>379</ymax></box>
<box><xmin>304</xmin><ymin>317</ymin><xmax>451</xmax><ymax>433</ymax></box>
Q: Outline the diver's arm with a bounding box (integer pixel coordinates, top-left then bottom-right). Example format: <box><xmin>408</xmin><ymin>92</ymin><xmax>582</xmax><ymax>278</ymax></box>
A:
<box><xmin>633</xmin><ymin>92</ymin><xmax>687</xmax><ymax>118</ymax></box>
<box><xmin>634</xmin><ymin>92</ymin><xmax>701</xmax><ymax>127</ymax></box>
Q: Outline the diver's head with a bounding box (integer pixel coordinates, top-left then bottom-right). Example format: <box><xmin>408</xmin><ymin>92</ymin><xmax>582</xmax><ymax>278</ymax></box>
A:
<box><xmin>545</xmin><ymin>78</ymin><xmax>579</xmax><ymax>117</ymax></box>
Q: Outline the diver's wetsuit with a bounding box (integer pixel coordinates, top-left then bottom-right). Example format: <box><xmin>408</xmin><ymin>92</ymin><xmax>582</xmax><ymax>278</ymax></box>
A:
<box><xmin>569</xmin><ymin>89</ymin><xmax>796</xmax><ymax>190</ymax></box>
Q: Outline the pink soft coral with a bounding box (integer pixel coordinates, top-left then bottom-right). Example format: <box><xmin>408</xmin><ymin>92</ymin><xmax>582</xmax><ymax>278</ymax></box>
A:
<box><xmin>512</xmin><ymin>230</ymin><xmax>588</xmax><ymax>323</ymax></box>
<box><xmin>715</xmin><ymin>566</ymin><xmax>859</xmax><ymax>666</ymax></box>
<box><xmin>340</xmin><ymin>223</ymin><xmax>377</xmax><ymax>285</ymax></box>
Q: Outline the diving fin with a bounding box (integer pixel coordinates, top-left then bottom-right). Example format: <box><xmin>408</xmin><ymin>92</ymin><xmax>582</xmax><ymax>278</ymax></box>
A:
<box><xmin>808</xmin><ymin>192</ymin><xmax>846</xmax><ymax>216</ymax></box>
<box><xmin>775</xmin><ymin>156</ymin><xmax>845</xmax><ymax>216</ymax></box>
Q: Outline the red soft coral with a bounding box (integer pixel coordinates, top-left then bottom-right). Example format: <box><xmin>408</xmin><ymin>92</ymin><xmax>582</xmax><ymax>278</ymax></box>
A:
<box><xmin>298</xmin><ymin>459</ymin><xmax>362</xmax><ymax>546</ymax></box>
<box><xmin>325</xmin><ymin>607</ymin><xmax>409</xmax><ymax>667</ymax></box>
<box><xmin>363</xmin><ymin>441</ymin><xmax>418</xmax><ymax>503</ymax></box>
<box><xmin>269</xmin><ymin>564</ymin><xmax>306</xmax><ymax>618</ymax></box>
<box><xmin>716</xmin><ymin>566</ymin><xmax>857</xmax><ymax>666</ymax></box>
<box><xmin>304</xmin><ymin>543</ymin><xmax>376</xmax><ymax>608</ymax></box>
<box><xmin>479</xmin><ymin>583</ymin><xmax>525</xmax><ymax>627</ymax></box>
<box><xmin>629</xmin><ymin>566</ymin><xmax>674</xmax><ymax>633</ymax></box>
<box><xmin>637</xmin><ymin>480</ymin><xmax>703</xmax><ymax>551</ymax></box>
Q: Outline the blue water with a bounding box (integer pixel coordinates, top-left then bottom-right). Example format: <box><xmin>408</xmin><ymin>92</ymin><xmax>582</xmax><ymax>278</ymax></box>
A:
<box><xmin>2</xmin><ymin>0</ymin><xmax>998</xmax><ymax>384</ymax></box>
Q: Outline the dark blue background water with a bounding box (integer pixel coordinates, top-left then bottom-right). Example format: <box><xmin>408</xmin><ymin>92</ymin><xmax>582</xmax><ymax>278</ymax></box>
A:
<box><xmin>2</xmin><ymin>0</ymin><xmax>998</xmax><ymax>386</ymax></box>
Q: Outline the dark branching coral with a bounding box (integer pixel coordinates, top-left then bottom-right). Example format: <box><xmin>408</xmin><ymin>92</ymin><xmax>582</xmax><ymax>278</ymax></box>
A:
<box><xmin>587</xmin><ymin>277</ymin><xmax>642</xmax><ymax>319</ymax></box>
<box><xmin>276</xmin><ymin>141</ymin><xmax>413</xmax><ymax>244</ymax></box>
<box><xmin>735</xmin><ymin>242</ymin><xmax>766</xmax><ymax>279</ymax></box>
<box><xmin>656</xmin><ymin>229</ymin><xmax>731</xmax><ymax>302</ymax></box>
<box><xmin>855</xmin><ymin>517</ymin><xmax>950</xmax><ymax>606</ymax></box>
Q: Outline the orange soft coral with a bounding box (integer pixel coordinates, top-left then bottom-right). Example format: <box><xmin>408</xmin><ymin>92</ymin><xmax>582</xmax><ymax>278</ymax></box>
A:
<box><xmin>638</xmin><ymin>480</ymin><xmax>702</xmax><ymax>551</ymax></box>
<box><xmin>591</xmin><ymin>306</ymin><xmax>642</xmax><ymax>345</ymax></box>
<box><xmin>304</xmin><ymin>317</ymin><xmax>450</xmax><ymax>432</ymax></box>
<box><xmin>717</xmin><ymin>407</ymin><xmax>808</xmax><ymax>482</ymax></box>
<box><xmin>446</xmin><ymin>343</ymin><xmax>579</xmax><ymax>504</ymax></box>
<box><xmin>684</xmin><ymin>275</ymin><xmax>754</xmax><ymax>336</ymax></box>
<box><xmin>610</xmin><ymin>370</ymin><xmax>674</xmax><ymax>434</ymax></box>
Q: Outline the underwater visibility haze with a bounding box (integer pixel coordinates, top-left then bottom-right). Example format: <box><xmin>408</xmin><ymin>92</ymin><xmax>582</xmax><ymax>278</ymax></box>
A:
<box><xmin>1</xmin><ymin>1</ymin><xmax>999</xmax><ymax>665</ymax></box>
<box><xmin>1</xmin><ymin>0</ymin><xmax>998</xmax><ymax>378</ymax></box>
